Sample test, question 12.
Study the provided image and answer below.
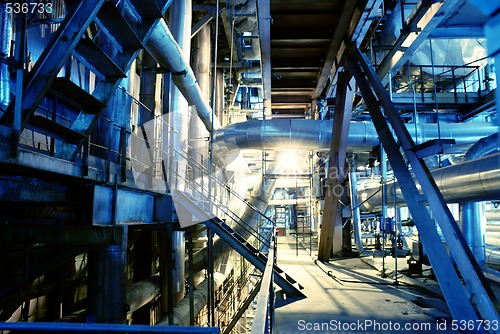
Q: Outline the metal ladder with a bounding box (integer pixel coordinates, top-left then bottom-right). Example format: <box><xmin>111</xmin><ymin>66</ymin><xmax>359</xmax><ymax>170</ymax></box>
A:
<box><xmin>346</xmin><ymin>46</ymin><xmax>499</xmax><ymax>324</ymax></box>
<box><xmin>175</xmin><ymin>189</ymin><xmax>305</xmax><ymax>299</ymax></box>
<box><xmin>171</xmin><ymin>150</ymin><xmax>305</xmax><ymax>298</ymax></box>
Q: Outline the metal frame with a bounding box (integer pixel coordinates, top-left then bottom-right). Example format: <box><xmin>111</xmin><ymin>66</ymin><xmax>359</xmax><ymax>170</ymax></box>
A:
<box><xmin>347</xmin><ymin>45</ymin><xmax>499</xmax><ymax>322</ymax></box>
<box><xmin>318</xmin><ymin>71</ymin><xmax>355</xmax><ymax>261</ymax></box>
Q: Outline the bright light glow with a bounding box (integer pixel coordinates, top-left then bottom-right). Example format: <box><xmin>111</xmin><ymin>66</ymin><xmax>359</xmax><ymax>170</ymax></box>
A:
<box><xmin>276</xmin><ymin>150</ymin><xmax>303</xmax><ymax>173</ymax></box>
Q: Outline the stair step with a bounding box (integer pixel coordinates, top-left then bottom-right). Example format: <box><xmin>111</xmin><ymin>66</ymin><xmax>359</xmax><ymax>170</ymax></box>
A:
<box><xmin>49</xmin><ymin>78</ymin><xmax>105</xmax><ymax>114</ymax></box>
<box><xmin>128</xmin><ymin>0</ymin><xmax>163</xmax><ymax>19</ymax></box>
<box><xmin>26</xmin><ymin>115</ymin><xmax>86</xmax><ymax>144</ymax></box>
<box><xmin>73</xmin><ymin>38</ymin><xmax>127</xmax><ymax>80</ymax></box>
<box><xmin>95</xmin><ymin>2</ymin><xmax>143</xmax><ymax>52</ymax></box>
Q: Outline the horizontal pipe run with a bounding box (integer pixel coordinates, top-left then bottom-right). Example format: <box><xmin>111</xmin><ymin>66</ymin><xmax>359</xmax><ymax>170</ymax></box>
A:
<box><xmin>157</xmin><ymin>273</ymin><xmax>225</xmax><ymax>326</ymax></box>
<box><xmin>213</xmin><ymin>119</ymin><xmax>497</xmax><ymax>153</ymax></box>
<box><xmin>359</xmin><ymin>153</ymin><xmax>500</xmax><ymax>211</ymax></box>
<box><xmin>146</xmin><ymin>20</ymin><xmax>219</xmax><ymax>132</ymax></box>
<box><xmin>126</xmin><ymin>275</ymin><xmax>160</xmax><ymax>314</ymax></box>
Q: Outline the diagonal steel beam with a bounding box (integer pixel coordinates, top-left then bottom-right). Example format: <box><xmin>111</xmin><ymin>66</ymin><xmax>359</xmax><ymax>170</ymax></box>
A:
<box><xmin>317</xmin><ymin>71</ymin><xmax>354</xmax><ymax>261</ymax></box>
<box><xmin>347</xmin><ymin>46</ymin><xmax>500</xmax><ymax>322</ymax></box>
<box><xmin>0</xmin><ymin>0</ymin><xmax>105</xmax><ymax>129</ymax></box>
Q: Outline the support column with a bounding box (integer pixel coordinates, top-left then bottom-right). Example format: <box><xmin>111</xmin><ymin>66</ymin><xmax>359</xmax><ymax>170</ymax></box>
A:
<box><xmin>460</xmin><ymin>202</ymin><xmax>487</xmax><ymax>267</ymax></box>
<box><xmin>318</xmin><ymin>71</ymin><xmax>354</xmax><ymax>261</ymax></box>
<box><xmin>87</xmin><ymin>226</ymin><xmax>128</xmax><ymax>324</ymax></box>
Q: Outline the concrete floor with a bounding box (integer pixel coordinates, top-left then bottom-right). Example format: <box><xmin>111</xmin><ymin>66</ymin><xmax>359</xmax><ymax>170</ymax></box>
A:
<box><xmin>274</xmin><ymin>235</ymin><xmax>456</xmax><ymax>333</ymax></box>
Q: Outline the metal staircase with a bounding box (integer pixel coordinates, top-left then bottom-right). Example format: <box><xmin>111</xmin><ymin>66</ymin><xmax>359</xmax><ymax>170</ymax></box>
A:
<box><xmin>1</xmin><ymin>0</ymin><xmax>170</xmax><ymax>160</ymax></box>
<box><xmin>346</xmin><ymin>46</ymin><xmax>499</xmax><ymax>323</ymax></box>
<box><xmin>172</xmin><ymin>150</ymin><xmax>305</xmax><ymax>299</ymax></box>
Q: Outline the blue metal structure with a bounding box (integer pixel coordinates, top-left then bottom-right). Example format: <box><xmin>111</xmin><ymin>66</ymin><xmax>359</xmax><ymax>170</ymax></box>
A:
<box><xmin>347</xmin><ymin>45</ymin><xmax>500</xmax><ymax>324</ymax></box>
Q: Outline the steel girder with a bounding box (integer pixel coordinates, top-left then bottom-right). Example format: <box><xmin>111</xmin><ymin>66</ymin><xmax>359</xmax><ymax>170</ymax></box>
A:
<box><xmin>347</xmin><ymin>46</ymin><xmax>499</xmax><ymax>323</ymax></box>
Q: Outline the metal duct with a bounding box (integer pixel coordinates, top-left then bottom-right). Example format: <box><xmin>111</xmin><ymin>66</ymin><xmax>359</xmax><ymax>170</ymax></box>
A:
<box><xmin>126</xmin><ymin>275</ymin><xmax>160</xmax><ymax>314</ymax></box>
<box><xmin>213</xmin><ymin>119</ymin><xmax>497</xmax><ymax>153</ymax></box>
<box><xmin>145</xmin><ymin>20</ymin><xmax>220</xmax><ymax>132</ymax></box>
<box><xmin>156</xmin><ymin>273</ymin><xmax>225</xmax><ymax>326</ymax></box>
<box><xmin>460</xmin><ymin>202</ymin><xmax>486</xmax><ymax>266</ymax></box>
<box><xmin>464</xmin><ymin>133</ymin><xmax>499</xmax><ymax>161</ymax></box>
<box><xmin>460</xmin><ymin>133</ymin><xmax>498</xmax><ymax>266</ymax></box>
<box><xmin>359</xmin><ymin>153</ymin><xmax>500</xmax><ymax>211</ymax></box>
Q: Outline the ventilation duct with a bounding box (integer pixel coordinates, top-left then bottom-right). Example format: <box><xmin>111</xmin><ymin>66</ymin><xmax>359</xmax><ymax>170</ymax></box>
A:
<box><xmin>359</xmin><ymin>153</ymin><xmax>500</xmax><ymax>212</ymax></box>
<box><xmin>213</xmin><ymin>119</ymin><xmax>497</xmax><ymax>153</ymax></box>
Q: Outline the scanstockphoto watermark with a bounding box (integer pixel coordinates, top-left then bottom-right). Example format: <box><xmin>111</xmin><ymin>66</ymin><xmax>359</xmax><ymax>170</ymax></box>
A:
<box><xmin>297</xmin><ymin>320</ymin><xmax>433</xmax><ymax>332</ymax></box>
<box><xmin>297</xmin><ymin>319</ymin><xmax>500</xmax><ymax>332</ymax></box>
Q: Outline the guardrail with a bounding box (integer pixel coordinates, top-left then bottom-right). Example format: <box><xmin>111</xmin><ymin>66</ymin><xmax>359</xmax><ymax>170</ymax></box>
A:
<box><xmin>250</xmin><ymin>228</ymin><xmax>276</xmax><ymax>334</ymax></box>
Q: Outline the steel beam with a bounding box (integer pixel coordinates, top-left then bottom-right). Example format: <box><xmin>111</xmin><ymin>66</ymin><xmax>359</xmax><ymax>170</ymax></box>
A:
<box><xmin>376</xmin><ymin>0</ymin><xmax>465</xmax><ymax>85</ymax></box>
<box><xmin>0</xmin><ymin>0</ymin><xmax>104</xmax><ymax>129</ymax></box>
<box><xmin>317</xmin><ymin>71</ymin><xmax>354</xmax><ymax>261</ymax></box>
<box><xmin>348</xmin><ymin>46</ymin><xmax>499</xmax><ymax>323</ymax></box>
<box><xmin>312</xmin><ymin>1</ymin><xmax>367</xmax><ymax>100</ymax></box>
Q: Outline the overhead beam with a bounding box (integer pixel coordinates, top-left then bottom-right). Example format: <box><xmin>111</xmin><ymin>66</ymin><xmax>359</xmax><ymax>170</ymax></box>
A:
<box><xmin>376</xmin><ymin>0</ymin><xmax>466</xmax><ymax>85</ymax></box>
<box><xmin>312</xmin><ymin>1</ymin><xmax>368</xmax><ymax>100</ymax></box>
<box><xmin>429</xmin><ymin>26</ymin><xmax>485</xmax><ymax>39</ymax></box>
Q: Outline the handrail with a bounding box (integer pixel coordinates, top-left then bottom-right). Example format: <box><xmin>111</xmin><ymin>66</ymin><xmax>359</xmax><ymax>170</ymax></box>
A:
<box><xmin>250</xmin><ymin>228</ymin><xmax>276</xmax><ymax>334</ymax></box>
<box><xmin>170</xmin><ymin>146</ymin><xmax>275</xmax><ymax>239</ymax></box>
<box><xmin>169</xmin><ymin>153</ymin><xmax>272</xmax><ymax>248</ymax></box>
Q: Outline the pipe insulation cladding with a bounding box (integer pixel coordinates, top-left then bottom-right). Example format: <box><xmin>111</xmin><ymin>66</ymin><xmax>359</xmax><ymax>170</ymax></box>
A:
<box><xmin>213</xmin><ymin>119</ymin><xmax>498</xmax><ymax>153</ymax></box>
<box><xmin>359</xmin><ymin>153</ymin><xmax>500</xmax><ymax>212</ymax></box>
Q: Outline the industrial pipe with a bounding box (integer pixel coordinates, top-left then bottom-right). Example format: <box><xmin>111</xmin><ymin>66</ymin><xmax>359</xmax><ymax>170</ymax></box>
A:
<box><xmin>126</xmin><ymin>275</ymin><xmax>161</xmax><ymax>314</ymax></box>
<box><xmin>460</xmin><ymin>133</ymin><xmax>498</xmax><ymax>266</ymax></box>
<box><xmin>349</xmin><ymin>170</ymin><xmax>371</xmax><ymax>254</ymax></box>
<box><xmin>359</xmin><ymin>153</ymin><xmax>500</xmax><ymax>211</ymax></box>
<box><xmin>146</xmin><ymin>21</ymin><xmax>220</xmax><ymax>132</ymax></box>
<box><xmin>156</xmin><ymin>273</ymin><xmax>224</xmax><ymax>326</ymax></box>
<box><xmin>213</xmin><ymin>119</ymin><xmax>497</xmax><ymax>153</ymax></box>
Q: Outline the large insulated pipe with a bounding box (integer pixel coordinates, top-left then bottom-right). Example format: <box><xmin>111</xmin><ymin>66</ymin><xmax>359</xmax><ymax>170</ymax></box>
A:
<box><xmin>460</xmin><ymin>202</ymin><xmax>487</xmax><ymax>266</ymax></box>
<box><xmin>359</xmin><ymin>153</ymin><xmax>500</xmax><ymax>211</ymax></box>
<box><xmin>126</xmin><ymin>275</ymin><xmax>161</xmax><ymax>314</ymax></box>
<box><xmin>166</xmin><ymin>0</ymin><xmax>191</xmax><ymax>308</ymax></box>
<box><xmin>191</xmin><ymin>162</ymin><xmax>279</xmax><ymax>273</ymax></box>
<box><xmin>190</xmin><ymin>24</ymin><xmax>211</xmax><ymax>158</ymax></box>
<box><xmin>460</xmin><ymin>133</ymin><xmax>498</xmax><ymax>266</ymax></box>
<box><xmin>156</xmin><ymin>273</ymin><xmax>224</xmax><ymax>326</ymax></box>
<box><xmin>213</xmin><ymin>119</ymin><xmax>498</xmax><ymax>153</ymax></box>
<box><xmin>146</xmin><ymin>20</ymin><xmax>220</xmax><ymax>132</ymax></box>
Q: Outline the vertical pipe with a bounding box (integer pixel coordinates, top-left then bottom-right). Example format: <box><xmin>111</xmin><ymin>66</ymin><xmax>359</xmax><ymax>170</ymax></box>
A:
<box><xmin>380</xmin><ymin>146</ymin><xmax>387</xmax><ymax>219</ymax></box>
<box><xmin>168</xmin><ymin>0</ymin><xmax>191</xmax><ymax>309</ymax></box>
<box><xmin>460</xmin><ymin>202</ymin><xmax>487</xmax><ymax>266</ymax></box>
<box><xmin>215</xmin><ymin>69</ymin><xmax>224</xmax><ymax>125</ymax></box>
<box><xmin>0</xmin><ymin>7</ymin><xmax>11</xmax><ymax>109</ymax></box>
<box><xmin>350</xmin><ymin>169</ymin><xmax>371</xmax><ymax>254</ymax></box>
<box><xmin>169</xmin><ymin>0</ymin><xmax>192</xmax><ymax>191</ymax></box>
<box><xmin>190</xmin><ymin>24</ymin><xmax>211</xmax><ymax>160</ymax></box>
